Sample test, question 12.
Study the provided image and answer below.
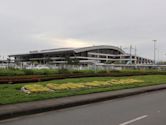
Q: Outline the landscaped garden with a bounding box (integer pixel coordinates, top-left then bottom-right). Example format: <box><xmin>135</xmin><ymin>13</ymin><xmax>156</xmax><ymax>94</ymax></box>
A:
<box><xmin>0</xmin><ymin>75</ymin><xmax>166</xmax><ymax>105</ymax></box>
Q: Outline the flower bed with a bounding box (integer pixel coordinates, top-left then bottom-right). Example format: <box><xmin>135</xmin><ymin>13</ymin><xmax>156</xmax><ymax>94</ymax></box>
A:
<box><xmin>22</xmin><ymin>84</ymin><xmax>51</xmax><ymax>93</ymax></box>
<box><xmin>47</xmin><ymin>83</ymin><xmax>85</xmax><ymax>90</ymax></box>
<box><xmin>110</xmin><ymin>79</ymin><xmax>143</xmax><ymax>84</ymax></box>
<box><xmin>22</xmin><ymin>79</ymin><xmax>144</xmax><ymax>94</ymax></box>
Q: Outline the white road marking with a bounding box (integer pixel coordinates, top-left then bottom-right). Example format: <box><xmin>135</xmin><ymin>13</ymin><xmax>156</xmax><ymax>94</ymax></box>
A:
<box><xmin>119</xmin><ymin>115</ymin><xmax>148</xmax><ymax>125</ymax></box>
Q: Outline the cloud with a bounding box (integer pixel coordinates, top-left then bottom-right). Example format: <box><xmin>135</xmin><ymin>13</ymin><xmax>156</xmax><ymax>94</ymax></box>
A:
<box><xmin>33</xmin><ymin>33</ymin><xmax>100</xmax><ymax>48</ymax></box>
<box><xmin>0</xmin><ymin>0</ymin><xmax>166</xmax><ymax>60</ymax></box>
<box><xmin>51</xmin><ymin>38</ymin><xmax>93</xmax><ymax>48</ymax></box>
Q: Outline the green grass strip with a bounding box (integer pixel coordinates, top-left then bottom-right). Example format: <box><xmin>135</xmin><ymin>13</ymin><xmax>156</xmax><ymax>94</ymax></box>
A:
<box><xmin>0</xmin><ymin>75</ymin><xmax>166</xmax><ymax>105</ymax></box>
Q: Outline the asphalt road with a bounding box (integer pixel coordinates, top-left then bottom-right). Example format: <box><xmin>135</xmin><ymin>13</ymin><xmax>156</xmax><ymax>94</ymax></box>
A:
<box><xmin>1</xmin><ymin>90</ymin><xmax>166</xmax><ymax>125</ymax></box>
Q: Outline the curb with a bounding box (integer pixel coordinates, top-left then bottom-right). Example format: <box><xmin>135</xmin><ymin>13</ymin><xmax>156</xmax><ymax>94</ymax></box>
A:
<box><xmin>0</xmin><ymin>84</ymin><xmax>166</xmax><ymax>121</ymax></box>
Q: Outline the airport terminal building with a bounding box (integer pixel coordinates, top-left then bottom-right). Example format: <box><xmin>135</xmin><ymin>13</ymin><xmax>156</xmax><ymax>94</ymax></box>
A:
<box><xmin>9</xmin><ymin>45</ymin><xmax>154</xmax><ymax>68</ymax></box>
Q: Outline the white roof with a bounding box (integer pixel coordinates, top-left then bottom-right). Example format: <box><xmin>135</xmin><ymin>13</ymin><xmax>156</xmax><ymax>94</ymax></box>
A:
<box><xmin>9</xmin><ymin>45</ymin><xmax>125</xmax><ymax>57</ymax></box>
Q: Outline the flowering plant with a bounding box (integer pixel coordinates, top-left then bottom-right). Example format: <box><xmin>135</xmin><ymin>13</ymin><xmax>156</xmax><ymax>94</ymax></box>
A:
<box><xmin>22</xmin><ymin>79</ymin><xmax>144</xmax><ymax>93</ymax></box>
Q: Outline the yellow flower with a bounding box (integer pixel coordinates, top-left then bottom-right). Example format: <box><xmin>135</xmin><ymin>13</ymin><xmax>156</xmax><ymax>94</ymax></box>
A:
<box><xmin>24</xmin><ymin>84</ymin><xmax>50</xmax><ymax>93</ymax></box>
<box><xmin>22</xmin><ymin>78</ymin><xmax>144</xmax><ymax>93</ymax></box>
<box><xmin>47</xmin><ymin>84</ymin><xmax>64</xmax><ymax>90</ymax></box>
<box><xmin>47</xmin><ymin>83</ymin><xmax>85</xmax><ymax>90</ymax></box>
<box><xmin>109</xmin><ymin>79</ymin><xmax>144</xmax><ymax>85</ymax></box>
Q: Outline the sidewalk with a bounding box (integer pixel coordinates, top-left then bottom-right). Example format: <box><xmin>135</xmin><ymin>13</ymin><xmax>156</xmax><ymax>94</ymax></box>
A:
<box><xmin>1</xmin><ymin>84</ymin><xmax>166</xmax><ymax>121</ymax></box>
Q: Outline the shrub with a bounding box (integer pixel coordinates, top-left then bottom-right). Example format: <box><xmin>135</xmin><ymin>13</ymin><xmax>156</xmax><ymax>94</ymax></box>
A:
<box><xmin>57</xmin><ymin>69</ymin><xmax>71</xmax><ymax>74</ymax></box>
<box><xmin>23</xmin><ymin>69</ymin><xmax>34</xmax><ymax>75</ymax></box>
<box><xmin>0</xmin><ymin>68</ymin><xmax>25</xmax><ymax>76</ymax></box>
<box><xmin>79</xmin><ymin>70</ymin><xmax>95</xmax><ymax>74</ymax></box>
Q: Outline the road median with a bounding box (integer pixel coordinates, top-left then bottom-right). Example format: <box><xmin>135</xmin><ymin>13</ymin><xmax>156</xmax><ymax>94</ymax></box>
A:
<box><xmin>1</xmin><ymin>84</ymin><xmax>166</xmax><ymax>121</ymax></box>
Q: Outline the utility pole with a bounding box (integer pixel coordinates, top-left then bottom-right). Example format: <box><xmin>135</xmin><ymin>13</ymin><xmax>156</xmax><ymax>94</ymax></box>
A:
<box><xmin>153</xmin><ymin>40</ymin><xmax>157</xmax><ymax>65</ymax></box>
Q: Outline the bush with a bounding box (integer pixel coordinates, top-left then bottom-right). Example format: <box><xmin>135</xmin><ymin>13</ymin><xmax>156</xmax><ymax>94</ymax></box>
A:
<box><xmin>23</xmin><ymin>69</ymin><xmax>34</xmax><ymax>75</ymax></box>
<box><xmin>0</xmin><ymin>68</ymin><xmax>25</xmax><ymax>76</ymax></box>
<box><xmin>0</xmin><ymin>68</ymin><xmax>165</xmax><ymax>79</ymax></box>
<box><xmin>57</xmin><ymin>69</ymin><xmax>71</xmax><ymax>74</ymax></box>
<box><xmin>0</xmin><ymin>68</ymin><xmax>59</xmax><ymax>76</ymax></box>
<box><xmin>78</xmin><ymin>70</ymin><xmax>95</xmax><ymax>74</ymax></box>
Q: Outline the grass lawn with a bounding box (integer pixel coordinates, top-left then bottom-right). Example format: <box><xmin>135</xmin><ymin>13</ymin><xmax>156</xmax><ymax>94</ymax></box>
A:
<box><xmin>0</xmin><ymin>75</ymin><xmax>166</xmax><ymax>105</ymax></box>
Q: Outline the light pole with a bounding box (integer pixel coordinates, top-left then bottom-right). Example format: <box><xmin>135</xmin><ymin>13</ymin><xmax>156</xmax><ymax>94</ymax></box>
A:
<box><xmin>153</xmin><ymin>40</ymin><xmax>157</xmax><ymax>64</ymax></box>
<box><xmin>157</xmin><ymin>49</ymin><xmax>159</xmax><ymax>64</ymax></box>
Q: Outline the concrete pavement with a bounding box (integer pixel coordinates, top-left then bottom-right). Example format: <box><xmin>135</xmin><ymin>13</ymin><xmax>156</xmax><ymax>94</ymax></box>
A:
<box><xmin>1</xmin><ymin>89</ymin><xmax>166</xmax><ymax>125</ymax></box>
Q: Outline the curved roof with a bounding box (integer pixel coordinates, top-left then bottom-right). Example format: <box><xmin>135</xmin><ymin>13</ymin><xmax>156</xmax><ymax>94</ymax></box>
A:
<box><xmin>9</xmin><ymin>45</ymin><xmax>126</xmax><ymax>57</ymax></box>
<box><xmin>74</xmin><ymin>45</ymin><xmax>125</xmax><ymax>54</ymax></box>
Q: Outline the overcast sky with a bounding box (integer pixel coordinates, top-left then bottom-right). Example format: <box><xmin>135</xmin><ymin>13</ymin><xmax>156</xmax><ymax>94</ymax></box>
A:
<box><xmin>0</xmin><ymin>0</ymin><xmax>166</xmax><ymax>60</ymax></box>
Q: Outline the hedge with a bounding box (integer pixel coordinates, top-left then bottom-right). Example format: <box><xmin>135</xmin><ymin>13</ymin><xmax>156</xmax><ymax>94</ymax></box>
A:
<box><xmin>0</xmin><ymin>71</ymin><xmax>166</xmax><ymax>84</ymax></box>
